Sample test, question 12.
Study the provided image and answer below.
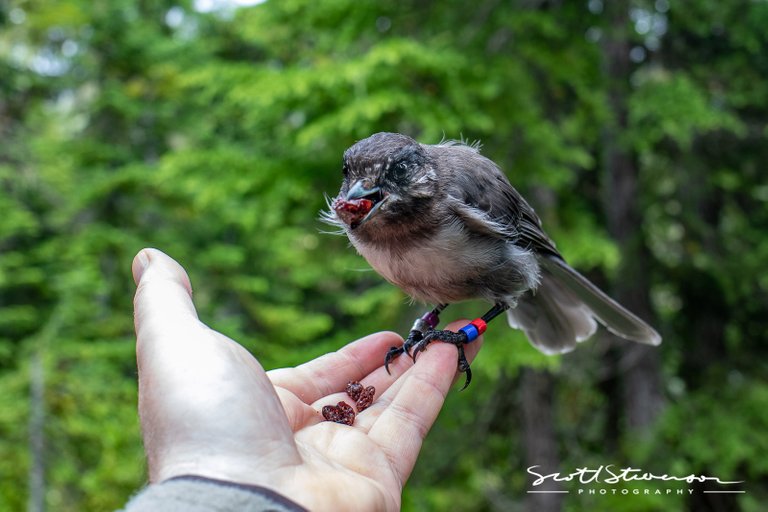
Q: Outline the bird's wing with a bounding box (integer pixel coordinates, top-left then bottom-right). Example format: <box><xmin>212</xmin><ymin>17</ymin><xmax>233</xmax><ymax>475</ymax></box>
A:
<box><xmin>440</xmin><ymin>147</ymin><xmax>562</xmax><ymax>259</ymax></box>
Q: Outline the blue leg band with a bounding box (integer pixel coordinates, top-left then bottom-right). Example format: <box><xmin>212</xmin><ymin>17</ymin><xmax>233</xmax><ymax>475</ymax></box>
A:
<box><xmin>459</xmin><ymin>324</ymin><xmax>479</xmax><ymax>343</ymax></box>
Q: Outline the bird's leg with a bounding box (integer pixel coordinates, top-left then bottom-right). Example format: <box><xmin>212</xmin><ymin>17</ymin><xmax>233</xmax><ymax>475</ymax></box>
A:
<box><xmin>412</xmin><ymin>303</ymin><xmax>509</xmax><ymax>390</ymax></box>
<box><xmin>384</xmin><ymin>303</ymin><xmax>448</xmax><ymax>374</ymax></box>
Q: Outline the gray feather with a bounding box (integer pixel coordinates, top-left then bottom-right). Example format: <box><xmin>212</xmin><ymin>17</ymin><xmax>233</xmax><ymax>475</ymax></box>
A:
<box><xmin>507</xmin><ymin>265</ymin><xmax>598</xmax><ymax>354</ymax></box>
<box><xmin>537</xmin><ymin>256</ymin><xmax>661</xmax><ymax>347</ymax></box>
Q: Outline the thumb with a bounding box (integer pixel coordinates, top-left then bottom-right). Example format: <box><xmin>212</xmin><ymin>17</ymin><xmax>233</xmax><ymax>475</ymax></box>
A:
<box><xmin>132</xmin><ymin>248</ymin><xmax>198</xmax><ymax>339</ymax></box>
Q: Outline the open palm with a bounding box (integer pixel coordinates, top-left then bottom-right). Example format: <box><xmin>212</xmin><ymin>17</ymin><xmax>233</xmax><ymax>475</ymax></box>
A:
<box><xmin>132</xmin><ymin>249</ymin><xmax>483</xmax><ymax>511</ymax></box>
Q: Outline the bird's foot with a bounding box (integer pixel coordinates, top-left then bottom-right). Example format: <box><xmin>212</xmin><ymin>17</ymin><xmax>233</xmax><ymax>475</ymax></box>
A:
<box><xmin>385</xmin><ymin>306</ymin><xmax>446</xmax><ymax>374</ymax></box>
<box><xmin>384</xmin><ymin>329</ymin><xmax>423</xmax><ymax>374</ymax></box>
<box><xmin>412</xmin><ymin>329</ymin><xmax>473</xmax><ymax>390</ymax></box>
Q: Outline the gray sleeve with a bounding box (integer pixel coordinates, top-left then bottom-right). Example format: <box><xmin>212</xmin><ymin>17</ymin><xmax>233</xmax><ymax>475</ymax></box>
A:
<box><xmin>120</xmin><ymin>475</ymin><xmax>308</xmax><ymax>512</ymax></box>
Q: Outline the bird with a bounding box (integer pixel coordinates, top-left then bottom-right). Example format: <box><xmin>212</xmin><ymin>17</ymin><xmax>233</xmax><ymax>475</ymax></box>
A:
<box><xmin>323</xmin><ymin>132</ymin><xmax>661</xmax><ymax>388</ymax></box>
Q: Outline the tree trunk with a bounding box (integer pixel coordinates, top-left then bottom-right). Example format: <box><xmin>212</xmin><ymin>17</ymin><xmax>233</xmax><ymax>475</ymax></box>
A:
<box><xmin>520</xmin><ymin>368</ymin><xmax>563</xmax><ymax>512</ymax></box>
<box><xmin>602</xmin><ymin>0</ymin><xmax>665</xmax><ymax>432</ymax></box>
<box><xmin>28</xmin><ymin>349</ymin><xmax>45</xmax><ymax>512</ymax></box>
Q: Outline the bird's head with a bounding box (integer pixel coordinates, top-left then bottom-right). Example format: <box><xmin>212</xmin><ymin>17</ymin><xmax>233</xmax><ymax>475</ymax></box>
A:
<box><xmin>330</xmin><ymin>132</ymin><xmax>438</xmax><ymax>233</ymax></box>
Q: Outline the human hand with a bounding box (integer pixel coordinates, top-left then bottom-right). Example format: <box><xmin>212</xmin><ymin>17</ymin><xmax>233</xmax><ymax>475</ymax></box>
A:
<box><xmin>132</xmin><ymin>248</ymin><xmax>483</xmax><ymax>511</ymax></box>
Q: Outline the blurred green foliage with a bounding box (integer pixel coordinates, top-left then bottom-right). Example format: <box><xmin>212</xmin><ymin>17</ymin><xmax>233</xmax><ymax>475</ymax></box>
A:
<box><xmin>1</xmin><ymin>0</ymin><xmax>767</xmax><ymax>510</ymax></box>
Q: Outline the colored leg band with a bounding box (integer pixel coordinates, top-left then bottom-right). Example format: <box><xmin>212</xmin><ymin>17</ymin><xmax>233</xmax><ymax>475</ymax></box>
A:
<box><xmin>470</xmin><ymin>318</ymin><xmax>487</xmax><ymax>334</ymax></box>
<box><xmin>411</xmin><ymin>319</ymin><xmax>429</xmax><ymax>333</ymax></box>
<box><xmin>459</xmin><ymin>318</ymin><xmax>487</xmax><ymax>343</ymax></box>
<box><xmin>422</xmin><ymin>311</ymin><xmax>440</xmax><ymax>330</ymax></box>
<box><xmin>459</xmin><ymin>324</ymin><xmax>479</xmax><ymax>342</ymax></box>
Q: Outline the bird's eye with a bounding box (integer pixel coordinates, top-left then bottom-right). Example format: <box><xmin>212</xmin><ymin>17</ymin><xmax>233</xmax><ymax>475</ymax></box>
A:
<box><xmin>394</xmin><ymin>162</ymin><xmax>408</xmax><ymax>177</ymax></box>
<box><xmin>342</xmin><ymin>164</ymin><xmax>350</xmax><ymax>177</ymax></box>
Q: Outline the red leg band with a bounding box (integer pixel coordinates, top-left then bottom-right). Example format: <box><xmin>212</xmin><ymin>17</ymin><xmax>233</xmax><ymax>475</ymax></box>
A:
<box><xmin>470</xmin><ymin>318</ymin><xmax>487</xmax><ymax>335</ymax></box>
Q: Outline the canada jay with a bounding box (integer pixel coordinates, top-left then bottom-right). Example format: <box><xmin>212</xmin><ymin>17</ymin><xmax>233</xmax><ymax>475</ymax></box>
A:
<box><xmin>324</xmin><ymin>132</ymin><xmax>660</xmax><ymax>388</ymax></box>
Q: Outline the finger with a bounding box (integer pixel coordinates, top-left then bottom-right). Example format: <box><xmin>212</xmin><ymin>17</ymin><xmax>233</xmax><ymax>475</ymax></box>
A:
<box><xmin>366</xmin><ymin>320</ymin><xmax>484</xmax><ymax>483</ymax></box>
<box><xmin>132</xmin><ymin>248</ymin><xmax>211</xmax><ymax>416</ymax></box>
<box><xmin>305</xmin><ymin>320</ymin><xmax>482</xmax><ymax>427</ymax></box>
<box><xmin>305</xmin><ymin>346</ymin><xmax>415</xmax><ymax>411</ymax></box>
<box><xmin>268</xmin><ymin>330</ymin><xmax>403</xmax><ymax>405</ymax></box>
<box><xmin>132</xmin><ymin>248</ymin><xmax>240</xmax><ymax>392</ymax></box>
<box><xmin>337</xmin><ymin>321</ymin><xmax>485</xmax><ymax>418</ymax></box>
<box><xmin>281</xmin><ymin>342</ymin><xmax>417</xmax><ymax>431</ymax></box>
<box><xmin>133</xmin><ymin>248</ymin><xmax>199</xmax><ymax>347</ymax></box>
<box><xmin>131</xmin><ymin>249</ymin><xmax>302</xmax><ymax>479</ymax></box>
<box><xmin>351</xmin><ymin>319</ymin><xmax>484</xmax><ymax>431</ymax></box>
<box><xmin>274</xmin><ymin>387</ymin><xmax>320</xmax><ymax>431</ymax></box>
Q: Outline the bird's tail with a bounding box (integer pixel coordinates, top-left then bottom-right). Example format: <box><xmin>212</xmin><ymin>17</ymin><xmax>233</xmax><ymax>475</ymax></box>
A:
<box><xmin>506</xmin><ymin>256</ymin><xmax>661</xmax><ymax>354</ymax></box>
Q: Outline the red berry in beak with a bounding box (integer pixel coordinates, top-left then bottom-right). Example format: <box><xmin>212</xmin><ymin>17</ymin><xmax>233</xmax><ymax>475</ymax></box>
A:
<box><xmin>332</xmin><ymin>197</ymin><xmax>374</xmax><ymax>226</ymax></box>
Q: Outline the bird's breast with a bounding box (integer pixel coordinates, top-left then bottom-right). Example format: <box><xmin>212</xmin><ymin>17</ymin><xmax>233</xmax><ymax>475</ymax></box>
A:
<box><xmin>349</xmin><ymin>220</ymin><xmax>504</xmax><ymax>304</ymax></box>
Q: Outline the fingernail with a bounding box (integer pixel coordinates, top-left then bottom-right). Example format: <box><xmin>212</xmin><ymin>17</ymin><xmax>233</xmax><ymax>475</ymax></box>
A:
<box><xmin>132</xmin><ymin>250</ymin><xmax>151</xmax><ymax>285</ymax></box>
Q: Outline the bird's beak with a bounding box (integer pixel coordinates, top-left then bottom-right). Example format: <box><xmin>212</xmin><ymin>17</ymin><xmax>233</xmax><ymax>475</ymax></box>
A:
<box><xmin>333</xmin><ymin>180</ymin><xmax>388</xmax><ymax>229</ymax></box>
<box><xmin>346</xmin><ymin>181</ymin><xmax>381</xmax><ymax>200</ymax></box>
